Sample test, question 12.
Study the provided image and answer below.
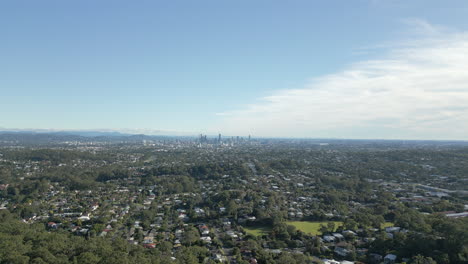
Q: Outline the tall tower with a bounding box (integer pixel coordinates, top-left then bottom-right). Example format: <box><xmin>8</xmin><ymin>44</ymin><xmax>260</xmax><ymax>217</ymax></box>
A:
<box><xmin>218</xmin><ymin>133</ymin><xmax>222</xmax><ymax>143</ymax></box>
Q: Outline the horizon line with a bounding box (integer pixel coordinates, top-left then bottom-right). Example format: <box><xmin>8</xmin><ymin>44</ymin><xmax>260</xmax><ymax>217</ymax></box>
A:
<box><xmin>0</xmin><ymin>128</ymin><xmax>467</xmax><ymax>142</ymax></box>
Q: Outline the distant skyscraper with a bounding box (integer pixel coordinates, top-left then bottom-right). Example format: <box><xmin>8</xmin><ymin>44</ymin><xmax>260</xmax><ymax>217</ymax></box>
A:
<box><xmin>199</xmin><ymin>134</ymin><xmax>207</xmax><ymax>143</ymax></box>
<box><xmin>218</xmin><ymin>133</ymin><xmax>221</xmax><ymax>143</ymax></box>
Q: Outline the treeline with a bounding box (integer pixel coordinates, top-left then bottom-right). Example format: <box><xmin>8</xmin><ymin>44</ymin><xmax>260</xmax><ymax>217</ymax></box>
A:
<box><xmin>0</xmin><ymin>210</ymin><xmax>315</xmax><ymax>264</ymax></box>
<box><xmin>0</xmin><ymin>210</ymin><xmax>215</xmax><ymax>264</ymax></box>
<box><xmin>369</xmin><ymin>211</ymin><xmax>468</xmax><ymax>263</ymax></box>
<box><xmin>2</xmin><ymin>149</ymin><xmax>114</xmax><ymax>164</ymax></box>
<box><xmin>144</xmin><ymin>162</ymin><xmax>252</xmax><ymax>180</ymax></box>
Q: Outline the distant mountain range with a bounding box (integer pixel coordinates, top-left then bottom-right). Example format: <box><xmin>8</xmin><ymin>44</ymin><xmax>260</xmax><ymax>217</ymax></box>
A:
<box><xmin>0</xmin><ymin>130</ymin><xmax>194</xmax><ymax>145</ymax></box>
<box><xmin>1</xmin><ymin>130</ymin><xmax>467</xmax><ymax>147</ymax></box>
<box><xmin>0</xmin><ymin>130</ymin><xmax>131</xmax><ymax>137</ymax></box>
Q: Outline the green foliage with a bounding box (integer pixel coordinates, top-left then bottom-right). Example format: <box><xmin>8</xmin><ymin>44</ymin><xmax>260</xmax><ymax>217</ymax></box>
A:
<box><xmin>411</xmin><ymin>255</ymin><xmax>437</xmax><ymax>264</ymax></box>
<box><xmin>0</xmin><ymin>211</ymin><xmax>166</xmax><ymax>264</ymax></box>
<box><xmin>182</xmin><ymin>227</ymin><xmax>200</xmax><ymax>246</ymax></box>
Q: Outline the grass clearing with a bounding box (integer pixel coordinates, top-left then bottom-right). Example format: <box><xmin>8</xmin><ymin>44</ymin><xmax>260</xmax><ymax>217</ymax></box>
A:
<box><xmin>243</xmin><ymin>221</ymin><xmax>344</xmax><ymax>236</ymax></box>
<box><xmin>381</xmin><ymin>222</ymin><xmax>394</xmax><ymax>229</ymax></box>
<box><xmin>243</xmin><ymin>225</ymin><xmax>272</xmax><ymax>236</ymax></box>
<box><xmin>287</xmin><ymin>221</ymin><xmax>343</xmax><ymax>235</ymax></box>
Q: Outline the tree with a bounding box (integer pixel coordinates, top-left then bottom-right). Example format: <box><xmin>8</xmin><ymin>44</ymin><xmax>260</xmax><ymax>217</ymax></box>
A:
<box><xmin>344</xmin><ymin>219</ymin><xmax>358</xmax><ymax>231</ymax></box>
<box><xmin>182</xmin><ymin>227</ymin><xmax>200</xmax><ymax>246</ymax></box>
<box><xmin>157</xmin><ymin>241</ymin><xmax>173</xmax><ymax>252</ymax></box>
<box><xmin>273</xmin><ymin>223</ymin><xmax>290</xmax><ymax>241</ymax></box>
<box><xmin>286</xmin><ymin>225</ymin><xmax>297</xmax><ymax>237</ymax></box>
<box><xmin>227</xmin><ymin>200</ymin><xmax>238</xmax><ymax>219</ymax></box>
<box><xmin>319</xmin><ymin>224</ymin><xmax>328</xmax><ymax>234</ymax></box>
<box><xmin>175</xmin><ymin>247</ymin><xmax>199</xmax><ymax>264</ymax></box>
<box><xmin>411</xmin><ymin>255</ymin><xmax>437</xmax><ymax>264</ymax></box>
<box><xmin>77</xmin><ymin>252</ymin><xmax>100</xmax><ymax>264</ymax></box>
<box><xmin>277</xmin><ymin>253</ymin><xmax>297</xmax><ymax>264</ymax></box>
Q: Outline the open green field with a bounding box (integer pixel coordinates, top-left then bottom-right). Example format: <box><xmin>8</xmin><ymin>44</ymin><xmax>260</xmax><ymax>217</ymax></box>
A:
<box><xmin>243</xmin><ymin>221</ymin><xmax>344</xmax><ymax>236</ymax></box>
<box><xmin>243</xmin><ymin>221</ymin><xmax>394</xmax><ymax>236</ymax></box>
<box><xmin>243</xmin><ymin>225</ymin><xmax>272</xmax><ymax>236</ymax></box>
<box><xmin>381</xmin><ymin>222</ymin><xmax>394</xmax><ymax>229</ymax></box>
<box><xmin>287</xmin><ymin>221</ymin><xmax>343</xmax><ymax>235</ymax></box>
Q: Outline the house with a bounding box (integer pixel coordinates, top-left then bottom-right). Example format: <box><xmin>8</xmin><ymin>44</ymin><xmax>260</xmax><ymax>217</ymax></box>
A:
<box><xmin>322</xmin><ymin>259</ymin><xmax>340</xmax><ymax>264</ymax></box>
<box><xmin>175</xmin><ymin>229</ymin><xmax>184</xmax><ymax>238</ymax></box>
<box><xmin>342</xmin><ymin>230</ymin><xmax>356</xmax><ymax>237</ymax></box>
<box><xmin>226</xmin><ymin>230</ymin><xmax>238</xmax><ymax>239</ymax></box>
<box><xmin>384</xmin><ymin>254</ymin><xmax>397</xmax><ymax>264</ymax></box>
<box><xmin>47</xmin><ymin>222</ymin><xmax>58</xmax><ymax>229</ymax></box>
<box><xmin>369</xmin><ymin>253</ymin><xmax>383</xmax><ymax>263</ymax></box>
<box><xmin>78</xmin><ymin>214</ymin><xmax>91</xmax><ymax>221</ymax></box>
<box><xmin>143</xmin><ymin>243</ymin><xmax>156</xmax><ymax>249</ymax></box>
<box><xmin>199</xmin><ymin>224</ymin><xmax>210</xmax><ymax>235</ymax></box>
<box><xmin>174</xmin><ymin>239</ymin><xmax>181</xmax><ymax>247</ymax></box>
<box><xmin>334</xmin><ymin>247</ymin><xmax>349</xmax><ymax>257</ymax></box>
<box><xmin>332</xmin><ymin>233</ymin><xmax>345</xmax><ymax>241</ymax></box>
<box><xmin>200</xmin><ymin>236</ymin><xmax>212</xmax><ymax>243</ymax></box>
<box><xmin>445</xmin><ymin>212</ymin><xmax>468</xmax><ymax>218</ymax></box>
<box><xmin>385</xmin><ymin>227</ymin><xmax>401</xmax><ymax>233</ymax></box>
<box><xmin>194</xmin><ymin>207</ymin><xmax>205</xmax><ymax>216</ymax></box>
<box><xmin>213</xmin><ymin>254</ymin><xmax>225</xmax><ymax>262</ymax></box>
<box><xmin>90</xmin><ymin>203</ymin><xmax>99</xmax><ymax>211</ymax></box>
<box><xmin>178</xmin><ymin>213</ymin><xmax>187</xmax><ymax>219</ymax></box>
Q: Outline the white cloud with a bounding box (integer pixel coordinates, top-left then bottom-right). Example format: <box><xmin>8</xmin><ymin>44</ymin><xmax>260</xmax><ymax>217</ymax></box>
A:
<box><xmin>216</xmin><ymin>21</ymin><xmax>468</xmax><ymax>140</ymax></box>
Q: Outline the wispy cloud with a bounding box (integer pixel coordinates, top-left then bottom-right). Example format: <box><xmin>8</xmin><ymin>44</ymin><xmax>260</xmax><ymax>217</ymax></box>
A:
<box><xmin>216</xmin><ymin>20</ymin><xmax>468</xmax><ymax>139</ymax></box>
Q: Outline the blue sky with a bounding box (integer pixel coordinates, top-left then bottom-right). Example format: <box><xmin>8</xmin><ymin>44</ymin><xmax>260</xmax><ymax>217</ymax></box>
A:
<box><xmin>2</xmin><ymin>0</ymin><xmax>468</xmax><ymax>139</ymax></box>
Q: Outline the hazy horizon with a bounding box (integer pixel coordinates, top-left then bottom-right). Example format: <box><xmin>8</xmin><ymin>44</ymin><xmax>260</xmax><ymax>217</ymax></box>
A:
<box><xmin>2</xmin><ymin>127</ymin><xmax>468</xmax><ymax>142</ymax></box>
